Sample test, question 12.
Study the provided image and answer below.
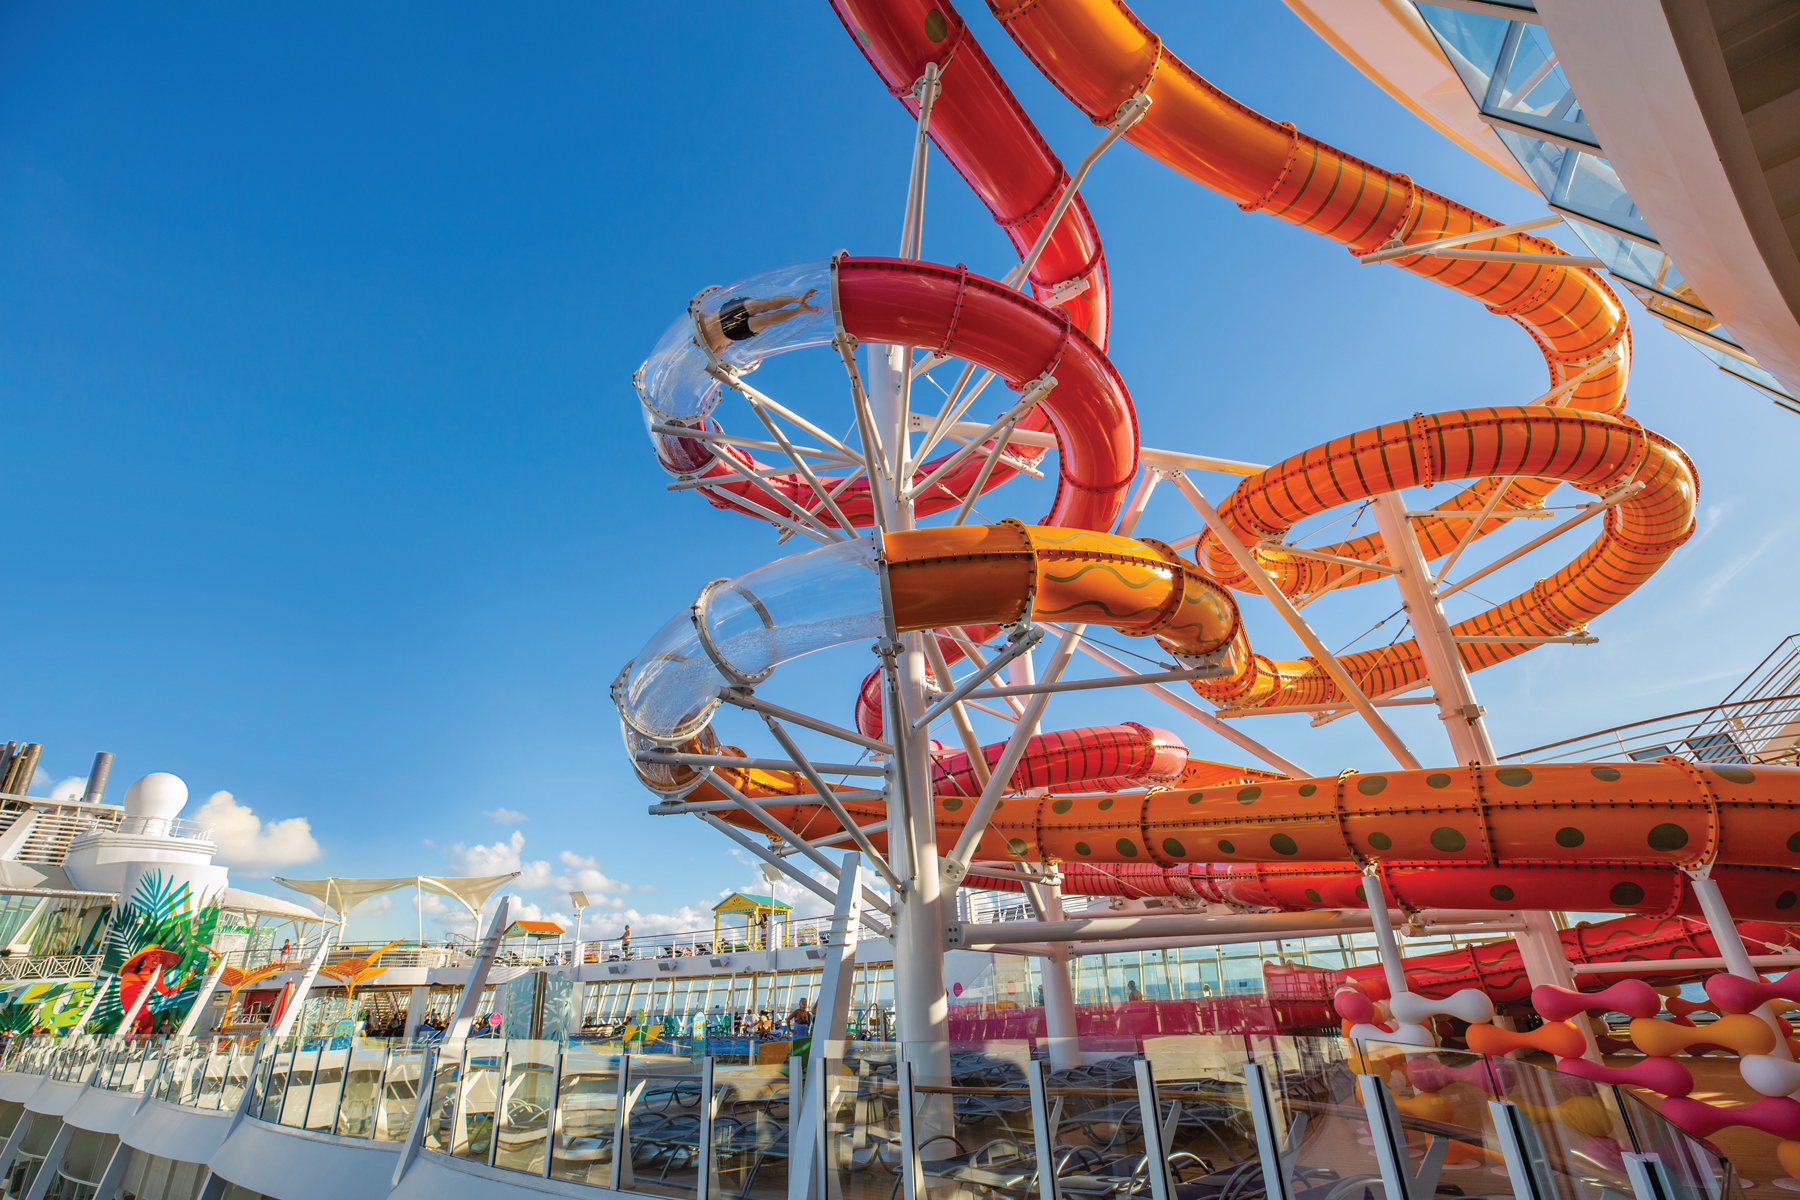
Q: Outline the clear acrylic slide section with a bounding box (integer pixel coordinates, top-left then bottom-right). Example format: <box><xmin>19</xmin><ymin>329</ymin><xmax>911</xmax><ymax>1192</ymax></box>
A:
<box><xmin>638</xmin><ymin>261</ymin><xmax>833</xmax><ymax>424</ymax></box>
<box><xmin>618</xmin><ymin>537</ymin><xmax>880</xmax><ymax>743</ymax></box>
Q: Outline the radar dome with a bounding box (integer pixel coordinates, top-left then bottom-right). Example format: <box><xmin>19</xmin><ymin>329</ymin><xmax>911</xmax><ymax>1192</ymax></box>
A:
<box><xmin>121</xmin><ymin>773</ymin><xmax>188</xmax><ymax>821</ymax></box>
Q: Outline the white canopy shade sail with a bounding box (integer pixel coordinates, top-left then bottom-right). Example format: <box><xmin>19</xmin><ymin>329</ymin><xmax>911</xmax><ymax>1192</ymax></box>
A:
<box><xmin>271</xmin><ymin>873</ymin><xmax>519</xmax><ymax>920</ymax></box>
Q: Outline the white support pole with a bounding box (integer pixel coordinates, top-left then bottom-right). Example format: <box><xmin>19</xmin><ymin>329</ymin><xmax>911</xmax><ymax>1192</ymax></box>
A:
<box><xmin>269</xmin><ymin>927</ymin><xmax>338</xmax><ymax>1042</ymax></box>
<box><xmin>443</xmin><ymin>897</ymin><xmax>510</xmax><ymax>1042</ymax></box>
<box><xmin>1024</xmin><ymin>879</ymin><xmax>1079</xmax><ymax>1071</ymax></box>
<box><xmin>176</xmin><ymin>956</ymin><xmax>230</xmax><ymax>1037</ymax></box>
<box><xmin>1361</xmin><ymin>867</ymin><xmax>1433</xmax><ymax>1047</ymax></box>
<box><xmin>1690</xmin><ymin>870</ymin><xmax>1791</xmax><ymax>1057</ymax></box>
<box><xmin>1512</xmin><ymin>909</ymin><xmax>1600</xmax><ymax>1061</ymax></box>
<box><xmin>69</xmin><ymin>976</ymin><xmax>113</xmax><ymax>1037</ymax></box>
<box><xmin>892</xmin><ymin>630</ymin><xmax>949</xmax><ymax>1074</ymax></box>
<box><xmin>1115</xmin><ymin>468</ymin><xmax>1163</xmax><ymax>538</ymax></box>
<box><xmin>788</xmin><ymin>854</ymin><xmax>864</xmax><ymax>1200</ymax></box>
<box><xmin>1172</xmin><ymin>472</ymin><xmax>1421</xmax><ymax>770</ymax></box>
<box><xmin>402</xmin><ymin>986</ymin><xmax>430</xmax><ymax>1045</ymax></box>
<box><xmin>1370</xmin><ymin>492</ymin><xmax>1497</xmax><ymax>766</ymax></box>
<box><xmin>898</xmin><ymin>64</ymin><xmax>941</xmax><ymax>262</ymax></box>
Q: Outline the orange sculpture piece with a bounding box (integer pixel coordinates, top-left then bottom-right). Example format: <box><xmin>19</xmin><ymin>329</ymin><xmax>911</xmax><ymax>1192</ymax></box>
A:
<box><xmin>319</xmin><ymin>939</ymin><xmax>405</xmax><ymax>1002</ymax></box>
<box><xmin>1628</xmin><ymin>1014</ymin><xmax>1778</xmax><ymax>1058</ymax></box>
<box><xmin>202</xmin><ymin>947</ymin><xmax>299</xmax><ymax>1026</ymax></box>
<box><xmin>1466</xmin><ymin>1020</ymin><xmax>1588</xmax><ymax>1060</ymax></box>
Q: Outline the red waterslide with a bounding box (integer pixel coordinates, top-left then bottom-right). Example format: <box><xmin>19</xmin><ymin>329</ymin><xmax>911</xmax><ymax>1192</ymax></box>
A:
<box><xmin>653</xmin><ymin>0</ymin><xmax>1116</xmax><ymax>531</ymax></box>
<box><xmin>828</xmin><ymin>0</ymin><xmax>1111</xmax><ymax>348</ymax></box>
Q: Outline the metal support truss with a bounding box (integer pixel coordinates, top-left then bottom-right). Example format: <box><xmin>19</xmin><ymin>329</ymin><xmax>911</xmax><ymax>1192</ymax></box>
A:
<box><xmin>697</xmin><ymin>813</ymin><xmax>891</xmax><ymax>939</ymax></box>
<box><xmin>1437</xmin><ymin>480</ymin><xmax>1643</xmax><ymax>600</ymax></box>
<box><xmin>755</xmin><ymin>713</ymin><xmax>904</xmax><ymax>893</ymax></box>
<box><xmin>1047</xmin><ymin>628</ymin><xmax>1308</xmax><ymax>777</ymax></box>
<box><xmin>1371</xmin><ymin>491</ymin><xmax>1497</xmax><ymax>765</ymax></box>
<box><xmin>1358</xmin><ymin>214</ymin><xmax>1562</xmax><ymax>264</ymax></box>
<box><xmin>1171</xmin><ymin>471</ymin><xmax>1421</xmax><ymax>770</ymax></box>
<box><xmin>941</xmin><ymin>627</ymin><xmax>1082</xmax><ymax>884</ymax></box>
<box><xmin>913</xmin><ymin>628</ymin><xmax>1044</xmax><ymax>732</ymax></box>
<box><xmin>715</xmin><ymin>688</ymin><xmax>892</xmax><ymax>755</ymax></box>
<box><xmin>698</xmin><ymin>768</ymin><xmax>894</xmax><ymax>919</ymax></box>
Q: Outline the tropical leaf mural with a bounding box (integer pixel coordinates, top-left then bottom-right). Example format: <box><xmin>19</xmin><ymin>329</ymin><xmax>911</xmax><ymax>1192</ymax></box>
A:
<box><xmin>85</xmin><ymin>870</ymin><xmax>222</xmax><ymax>1035</ymax></box>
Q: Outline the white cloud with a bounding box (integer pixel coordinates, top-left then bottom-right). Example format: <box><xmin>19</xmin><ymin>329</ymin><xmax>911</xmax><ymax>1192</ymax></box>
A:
<box><xmin>350</xmin><ymin>894</ymin><xmax>393</xmax><ymax>917</ymax></box>
<box><xmin>442</xmin><ymin>830</ymin><xmax>551</xmax><ymax>889</ymax></box>
<box><xmin>484</xmin><ymin>807</ymin><xmax>529</xmax><ymax>825</ymax></box>
<box><xmin>47</xmin><ymin>777</ymin><xmax>86</xmax><ymax>801</ymax></box>
<box><xmin>195</xmin><ymin>791</ymin><xmax>321</xmax><ymax>876</ymax></box>
<box><xmin>501</xmin><ymin>898</ymin><xmax>571</xmax><ymax>930</ymax></box>
<box><xmin>581</xmin><ymin>904</ymin><xmax>713</xmax><ymax>940</ymax></box>
<box><xmin>551</xmin><ymin>851</ymin><xmax>637</xmax><ymax>896</ymax></box>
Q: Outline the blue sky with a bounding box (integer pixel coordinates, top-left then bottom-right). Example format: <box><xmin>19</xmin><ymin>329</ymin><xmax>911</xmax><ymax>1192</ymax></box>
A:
<box><xmin>5</xmin><ymin>2</ymin><xmax>1794</xmax><ymax>941</ymax></box>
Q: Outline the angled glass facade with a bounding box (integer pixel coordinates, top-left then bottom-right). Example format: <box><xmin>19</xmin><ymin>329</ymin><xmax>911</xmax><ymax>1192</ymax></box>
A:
<box><xmin>1418</xmin><ymin>1</ymin><xmax>1800</xmax><ymax>412</ymax></box>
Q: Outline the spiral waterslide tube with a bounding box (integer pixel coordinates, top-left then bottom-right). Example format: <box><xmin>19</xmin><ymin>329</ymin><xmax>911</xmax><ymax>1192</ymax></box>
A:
<box><xmin>636</xmin><ymin>256</ymin><xmax>1137</xmax><ymax>532</ymax></box>
<box><xmin>643</xmin><ymin>0</ymin><xmax>1122</xmax><ymax>533</ymax></box>
<box><xmin>986</xmin><ymin>0</ymin><xmax>1633</xmax><ymax>574</ymax></box>
<box><xmin>980</xmin><ymin>861</ymin><xmax>1800</xmax><ymax>926</ymax></box>
<box><xmin>828</xmin><ymin>0</ymin><xmax>1111</xmax><ymax>349</ymax></box>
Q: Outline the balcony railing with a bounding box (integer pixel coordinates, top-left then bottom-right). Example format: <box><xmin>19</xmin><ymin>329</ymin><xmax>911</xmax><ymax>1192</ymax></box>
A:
<box><xmin>1503</xmin><ymin>690</ymin><xmax>1800</xmax><ymax>765</ymax></box>
<box><xmin>117</xmin><ymin>815</ymin><xmax>215</xmax><ymax>841</ymax></box>
<box><xmin>0</xmin><ymin>954</ymin><xmax>102</xmax><ymax>980</ymax></box>
<box><xmin>0</xmin><ymin>1029</ymin><xmax>1753</xmax><ymax>1200</ymax></box>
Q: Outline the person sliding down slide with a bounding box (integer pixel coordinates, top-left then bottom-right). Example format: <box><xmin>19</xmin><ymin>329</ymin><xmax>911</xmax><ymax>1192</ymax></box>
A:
<box><xmin>697</xmin><ymin>289</ymin><xmax>821</xmax><ymax>356</ymax></box>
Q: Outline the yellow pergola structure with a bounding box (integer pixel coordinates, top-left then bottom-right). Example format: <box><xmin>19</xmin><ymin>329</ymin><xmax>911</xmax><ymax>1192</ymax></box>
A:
<box><xmin>711</xmin><ymin>893</ymin><xmax>792</xmax><ymax>951</ymax></box>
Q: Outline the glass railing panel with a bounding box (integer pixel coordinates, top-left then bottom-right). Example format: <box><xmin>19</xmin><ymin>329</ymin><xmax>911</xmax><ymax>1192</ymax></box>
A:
<box><xmin>305</xmin><ymin>1046</ymin><xmax>349</xmax><ymax>1132</ymax></box>
<box><xmin>335</xmin><ymin>1042</ymin><xmax>389</xmax><ymax>1138</ymax></box>
<box><xmin>549</xmin><ymin>1044</ymin><xmax>621</xmax><ymax>1184</ymax></box>
<box><xmin>620</xmin><ymin>1058</ymin><xmax>705</xmax><ymax>1199</ymax></box>
<box><xmin>1145</xmin><ymin>1034</ymin><xmax>1258</xmax><ymax>1187</ymax></box>
<box><xmin>422</xmin><ymin>1044</ymin><xmax>463</xmax><ymax>1154</ymax></box>
<box><xmin>375</xmin><ymin>1048</ymin><xmax>424</xmax><ymax>1142</ymax></box>
<box><xmin>156</xmin><ymin>1043</ymin><xmax>191</xmax><ymax>1102</ymax></box>
<box><xmin>1417</xmin><ymin>3</ymin><xmax>1510</xmax><ymax>103</ymax></box>
<box><xmin>450</xmin><ymin>1044</ymin><xmax>503</xmax><ymax>1162</ymax></box>
<box><xmin>258</xmin><ymin>1047</ymin><xmax>293</xmax><ymax>1123</ymax></box>
<box><xmin>195</xmin><ymin>1049</ymin><xmax>229</xmax><ymax>1109</ymax></box>
<box><xmin>495</xmin><ymin>1040</ymin><xmax>559</xmax><ymax>1176</ymax></box>
<box><xmin>220</xmin><ymin>1047</ymin><xmax>253</xmax><ymax>1112</ymax></box>
<box><xmin>913</xmin><ymin>1044</ymin><xmax>1040</xmax><ymax>1200</ymax></box>
<box><xmin>245</xmin><ymin>1045</ymin><xmax>273</xmax><ymax>1114</ymax></box>
<box><xmin>1491</xmin><ymin>1053</ymin><xmax>1642</xmax><ymax>1200</ymax></box>
<box><xmin>1560</xmin><ymin>154</ymin><xmax>1653</xmax><ymax>241</ymax></box>
<box><xmin>1614</xmin><ymin>1085</ymin><xmax>1740</xmax><ymax>1200</ymax></box>
<box><xmin>1250</xmin><ymin>1037</ymin><xmax>1386</xmax><ymax>1198</ymax></box>
<box><xmin>1042</xmin><ymin>1050</ymin><xmax>1152</xmax><ymax>1200</ymax></box>
<box><xmin>814</xmin><ymin>1055</ymin><xmax>897</xmax><ymax>1200</ymax></box>
<box><xmin>182</xmin><ymin>1045</ymin><xmax>212</xmax><ymax>1106</ymax></box>
<box><xmin>711</xmin><ymin>1062</ymin><xmax>791</xmax><ymax>1200</ymax></box>
<box><xmin>279</xmin><ymin>1048</ymin><xmax>319</xmax><ymax>1127</ymax></box>
<box><xmin>1359</xmin><ymin>1041</ymin><xmax>1508</xmax><ymax>1193</ymax></box>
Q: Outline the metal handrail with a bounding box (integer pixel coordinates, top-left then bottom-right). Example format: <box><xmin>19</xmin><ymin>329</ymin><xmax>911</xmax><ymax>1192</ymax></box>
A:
<box><xmin>1501</xmin><ymin>691</ymin><xmax>1800</xmax><ymax>762</ymax></box>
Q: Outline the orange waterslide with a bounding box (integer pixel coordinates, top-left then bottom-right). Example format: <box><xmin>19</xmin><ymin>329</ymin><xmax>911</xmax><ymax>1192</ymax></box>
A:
<box><xmin>971</xmin><ymin>860</ymin><xmax>1800</xmax><ymax>925</ymax></box>
<box><xmin>985</xmin><ymin>0</ymin><xmax>1633</xmax><ymax>583</ymax></box>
